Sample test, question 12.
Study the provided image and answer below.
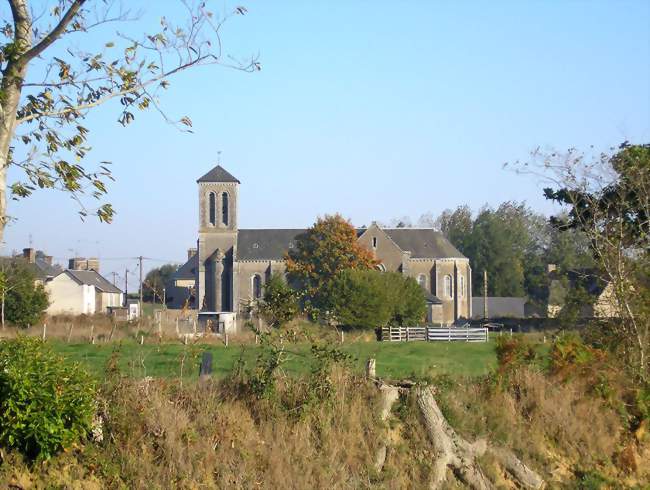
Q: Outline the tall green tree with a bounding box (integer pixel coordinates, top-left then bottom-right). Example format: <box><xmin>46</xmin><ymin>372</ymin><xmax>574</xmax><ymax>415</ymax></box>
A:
<box><xmin>143</xmin><ymin>264</ymin><xmax>178</xmax><ymax>303</ymax></box>
<box><xmin>0</xmin><ymin>1</ymin><xmax>258</xmax><ymax>242</ymax></box>
<box><xmin>0</xmin><ymin>260</ymin><xmax>48</xmax><ymax>327</ymax></box>
<box><xmin>330</xmin><ymin>270</ymin><xmax>426</xmax><ymax>328</ymax></box>
<box><xmin>259</xmin><ymin>273</ymin><xmax>300</xmax><ymax>329</ymax></box>
<box><xmin>434</xmin><ymin>205</ymin><xmax>473</xmax><ymax>253</ymax></box>
<box><xmin>286</xmin><ymin>214</ymin><xmax>377</xmax><ymax>317</ymax></box>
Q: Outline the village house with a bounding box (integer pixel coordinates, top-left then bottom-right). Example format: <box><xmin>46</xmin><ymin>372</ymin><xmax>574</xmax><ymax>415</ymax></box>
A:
<box><xmin>170</xmin><ymin>165</ymin><xmax>473</xmax><ymax>331</ymax></box>
<box><xmin>46</xmin><ymin>259</ymin><xmax>123</xmax><ymax>316</ymax></box>
<box><xmin>546</xmin><ymin>265</ymin><xmax>619</xmax><ymax>319</ymax></box>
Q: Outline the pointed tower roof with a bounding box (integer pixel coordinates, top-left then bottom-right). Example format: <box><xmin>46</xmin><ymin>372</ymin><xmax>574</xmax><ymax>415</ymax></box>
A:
<box><xmin>196</xmin><ymin>165</ymin><xmax>240</xmax><ymax>183</ymax></box>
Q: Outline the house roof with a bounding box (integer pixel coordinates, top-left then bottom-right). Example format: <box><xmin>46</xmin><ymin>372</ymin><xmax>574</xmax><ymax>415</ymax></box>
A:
<box><xmin>471</xmin><ymin>297</ymin><xmax>527</xmax><ymax>319</ymax></box>
<box><xmin>424</xmin><ymin>292</ymin><xmax>443</xmax><ymax>305</ymax></box>
<box><xmin>0</xmin><ymin>256</ymin><xmax>61</xmax><ymax>280</ymax></box>
<box><xmin>65</xmin><ymin>269</ymin><xmax>123</xmax><ymax>294</ymax></box>
<box><xmin>382</xmin><ymin>228</ymin><xmax>466</xmax><ymax>259</ymax></box>
<box><xmin>237</xmin><ymin>229</ymin><xmax>306</xmax><ymax>260</ymax></box>
<box><xmin>171</xmin><ymin>254</ymin><xmax>198</xmax><ymax>281</ymax></box>
<box><xmin>196</xmin><ymin>165</ymin><xmax>240</xmax><ymax>184</ymax></box>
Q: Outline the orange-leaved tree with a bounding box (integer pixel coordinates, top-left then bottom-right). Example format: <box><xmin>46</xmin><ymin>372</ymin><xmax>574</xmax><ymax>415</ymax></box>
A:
<box><xmin>286</xmin><ymin>214</ymin><xmax>377</xmax><ymax>319</ymax></box>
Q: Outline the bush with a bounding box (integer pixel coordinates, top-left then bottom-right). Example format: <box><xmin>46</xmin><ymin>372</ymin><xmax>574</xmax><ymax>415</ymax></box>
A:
<box><xmin>0</xmin><ymin>337</ymin><xmax>96</xmax><ymax>459</ymax></box>
<box><xmin>259</xmin><ymin>273</ymin><xmax>300</xmax><ymax>328</ymax></box>
<box><xmin>330</xmin><ymin>270</ymin><xmax>426</xmax><ymax>328</ymax></box>
<box><xmin>0</xmin><ymin>261</ymin><xmax>49</xmax><ymax>327</ymax></box>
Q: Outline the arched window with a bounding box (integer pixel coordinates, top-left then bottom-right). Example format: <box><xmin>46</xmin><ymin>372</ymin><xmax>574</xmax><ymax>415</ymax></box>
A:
<box><xmin>376</xmin><ymin>263</ymin><xmax>386</xmax><ymax>272</ymax></box>
<box><xmin>460</xmin><ymin>276</ymin><xmax>465</xmax><ymax>298</ymax></box>
<box><xmin>417</xmin><ymin>274</ymin><xmax>427</xmax><ymax>289</ymax></box>
<box><xmin>444</xmin><ymin>275</ymin><xmax>453</xmax><ymax>298</ymax></box>
<box><xmin>208</xmin><ymin>192</ymin><xmax>216</xmax><ymax>225</ymax></box>
<box><xmin>252</xmin><ymin>274</ymin><xmax>262</xmax><ymax>299</ymax></box>
<box><xmin>222</xmin><ymin>192</ymin><xmax>229</xmax><ymax>226</ymax></box>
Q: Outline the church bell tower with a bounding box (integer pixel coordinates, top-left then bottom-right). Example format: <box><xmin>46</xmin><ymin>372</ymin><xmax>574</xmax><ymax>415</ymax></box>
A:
<box><xmin>196</xmin><ymin>165</ymin><xmax>239</xmax><ymax>312</ymax></box>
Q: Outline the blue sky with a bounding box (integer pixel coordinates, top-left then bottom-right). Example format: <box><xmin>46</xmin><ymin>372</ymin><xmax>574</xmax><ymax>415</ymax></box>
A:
<box><xmin>4</xmin><ymin>0</ymin><xmax>650</xmax><ymax>283</ymax></box>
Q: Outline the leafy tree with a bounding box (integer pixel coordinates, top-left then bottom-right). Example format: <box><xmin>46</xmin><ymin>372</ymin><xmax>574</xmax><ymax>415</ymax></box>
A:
<box><xmin>259</xmin><ymin>273</ymin><xmax>299</xmax><ymax>329</ymax></box>
<box><xmin>286</xmin><ymin>214</ymin><xmax>377</xmax><ymax>317</ymax></box>
<box><xmin>143</xmin><ymin>263</ymin><xmax>178</xmax><ymax>303</ymax></box>
<box><xmin>434</xmin><ymin>205</ymin><xmax>473</xmax><ymax>253</ymax></box>
<box><xmin>330</xmin><ymin>270</ymin><xmax>426</xmax><ymax>328</ymax></box>
<box><xmin>329</xmin><ymin>270</ymin><xmax>392</xmax><ymax>329</ymax></box>
<box><xmin>515</xmin><ymin>142</ymin><xmax>650</xmax><ymax>380</ymax></box>
<box><xmin>0</xmin><ymin>1</ymin><xmax>259</xmax><ymax>242</ymax></box>
<box><xmin>0</xmin><ymin>337</ymin><xmax>95</xmax><ymax>460</ymax></box>
<box><xmin>0</xmin><ymin>260</ymin><xmax>48</xmax><ymax>327</ymax></box>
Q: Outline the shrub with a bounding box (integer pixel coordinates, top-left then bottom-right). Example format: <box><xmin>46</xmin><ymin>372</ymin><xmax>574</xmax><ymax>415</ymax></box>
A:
<box><xmin>495</xmin><ymin>335</ymin><xmax>537</xmax><ymax>375</ymax></box>
<box><xmin>0</xmin><ymin>260</ymin><xmax>49</xmax><ymax>327</ymax></box>
<box><xmin>330</xmin><ymin>270</ymin><xmax>426</xmax><ymax>328</ymax></box>
<box><xmin>259</xmin><ymin>273</ymin><xmax>300</xmax><ymax>328</ymax></box>
<box><xmin>0</xmin><ymin>337</ymin><xmax>96</xmax><ymax>459</ymax></box>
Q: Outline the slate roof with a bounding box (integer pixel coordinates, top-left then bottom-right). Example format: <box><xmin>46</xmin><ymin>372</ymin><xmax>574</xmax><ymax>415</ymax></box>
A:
<box><xmin>66</xmin><ymin>269</ymin><xmax>123</xmax><ymax>294</ymax></box>
<box><xmin>196</xmin><ymin>165</ymin><xmax>240</xmax><ymax>184</ymax></box>
<box><xmin>172</xmin><ymin>254</ymin><xmax>197</xmax><ymax>280</ymax></box>
<box><xmin>0</xmin><ymin>256</ymin><xmax>61</xmax><ymax>281</ymax></box>
<box><xmin>237</xmin><ymin>229</ymin><xmax>306</xmax><ymax>260</ymax></box>
<box><xmin>382</xmin><ymin>228</ymin><xmax>465</xmax><ymax>259</ymax></box>
<box><xmin>424</xmin><ymin>292</ymin><xmax>443</xmax><ymax>305</ymax></box>
<box><xmin>471</xmin><ymin>297</ymin><xmax>527</xmax><ymax>319</ymax></box>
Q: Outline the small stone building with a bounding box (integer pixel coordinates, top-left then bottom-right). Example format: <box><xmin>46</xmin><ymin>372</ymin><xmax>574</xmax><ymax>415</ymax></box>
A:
<box><xmin>172</xmin><ymin>165</ymin><xmax>472</xmax><ymax>328</ymax></box>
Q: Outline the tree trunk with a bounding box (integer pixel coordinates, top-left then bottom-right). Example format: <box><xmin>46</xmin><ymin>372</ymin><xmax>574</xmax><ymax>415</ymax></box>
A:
<box><xmin>0</xmin><ymin>0</ymin><xmax>33</xmax><ymax>246</ymax></box>
<box><xmin>414</xmin><ymin>386</ymin><xmax>545</xmax><ymax>489</ymax></box>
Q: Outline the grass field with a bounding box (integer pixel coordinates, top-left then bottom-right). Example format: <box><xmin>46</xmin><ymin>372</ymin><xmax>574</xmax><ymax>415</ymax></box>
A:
<box><xmin>51</xmin><ymin>339</ymin><xmax>498</xmax><ymax>381</ymax></box>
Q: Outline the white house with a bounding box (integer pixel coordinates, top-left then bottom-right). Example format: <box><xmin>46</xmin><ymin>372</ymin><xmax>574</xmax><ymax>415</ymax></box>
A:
<box><xmin>46</xmin><ymin>270</ymin><xmax>123</xmax><ymax>316</ymax></box>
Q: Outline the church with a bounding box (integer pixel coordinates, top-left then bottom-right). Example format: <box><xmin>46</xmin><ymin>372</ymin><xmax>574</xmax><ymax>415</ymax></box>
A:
<box><xmin>169</xmin><ymin>165</ymin><xmax>472</xmax><ymax>330</ymax></box>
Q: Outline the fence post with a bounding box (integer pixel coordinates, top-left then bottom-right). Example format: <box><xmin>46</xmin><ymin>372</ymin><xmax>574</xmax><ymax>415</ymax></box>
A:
<box><xmin>175</xmin><ymin>318</ymin><xmax>179</xmax><ymax>335</ymax></box>
<box><xmin>66</xmin><ymin>323</ymin><xmax>74</xmax><ymax>343</ymax></box>
<box><xmin>90</xmin><ymin>324</ymin><xmax>94</xmax><ymax>344</ymax></box>
<box><xmin>140</xmin><ymin>334</ymin><xmax>144</xmax><ymax>345</ymax></box>
<box><xmin>366</xmin><ymin>358</ymin><xmax>376</xmax><ymax>378</ymax></box>
<box><xmin>108</xmin><ymin>323</ymin><xmax>116</xmax><ymax>342</ymax></box>
<box><xmin>406</xmin><ymin>327</ymin><xmax>410</xmax><ymax>342</ymax></box>
<box><xmin>41</xmin><ymin>323</ymin><xmax>47</xmax><ymax>341</ymax></box>
<box><xmin>225</xmin><ymin>332</ymin><xmax>229</xmax><ymax>347</ymax></box>
<box><xmin>448</xmin><ymin>328</ymin><xmax>451</xmax><ymax>342</ymax></box>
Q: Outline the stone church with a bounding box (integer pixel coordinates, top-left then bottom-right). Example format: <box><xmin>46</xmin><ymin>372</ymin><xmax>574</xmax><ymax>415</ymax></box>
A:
<box><xmin>169</xmin><ymin>165</ymin><xmax>472</xmax><ymax>329</ymax></box>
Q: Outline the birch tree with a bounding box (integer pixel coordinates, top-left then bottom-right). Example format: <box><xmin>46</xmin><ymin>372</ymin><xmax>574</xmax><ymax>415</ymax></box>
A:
<box><xmin>0</xmin><ymin>0</ymin><xmax>258</xmax><ymax>243</ymax></box>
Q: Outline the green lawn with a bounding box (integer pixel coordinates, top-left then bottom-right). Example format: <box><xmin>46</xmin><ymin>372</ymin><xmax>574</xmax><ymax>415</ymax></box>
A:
<box><xmin>51</xmin><ymin>339</ymin><xmax>498</xmax><ymax>381</ymax></box>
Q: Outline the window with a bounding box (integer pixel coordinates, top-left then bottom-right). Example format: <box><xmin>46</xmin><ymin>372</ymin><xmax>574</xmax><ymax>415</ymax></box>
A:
<box><xmin>208</xmin><ymin>192</ymin><xmax>216</xmax><ymax>225</ymax></box>
<box><xmin>376</xmin><ymin>263</ymin><xmax>386</xmax><ymax>272</ymax></box>
<box><xmin>417</xmin><ymin>274</ymin><xmax>427</xmax><ymax>289</ymax></box>
<box><xmin>444</xmin><ymin>275</ymin><xmax>453</xmax><ymax>298</ymax></box>
<box><xmin>252</xmin><ymin>274</ymin><xmax>262</xmax><ymax>299</ymax></box>
<box><xmin>460</xmin><ymin>276</ymin><xmax>465</xmax><ymax>298</ymax></box>
<box><xmin>221</xmin><ymin>192</ymin><xmax>229</xmax><ymax>226</ymax></box>
<box><xmin>372</xmin><ymin>237</ymin><xmax>378</xmax><ymax>248</ymax></box>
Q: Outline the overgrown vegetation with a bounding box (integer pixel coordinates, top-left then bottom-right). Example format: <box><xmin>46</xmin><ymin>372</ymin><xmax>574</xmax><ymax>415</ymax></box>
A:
<box><xmin>0</xmin><ymin>337</ymin><xmax>96</xmax><ymax>460</ymax></box>
<box><xmin>0</xmin><ymin>260</ymin><xmax>49</xmax><ymax>328</ymax></box>
<box><xmin>330</xmin><ymin>269</ymin><xmax>426</xmax><ymax>328</ymax></box>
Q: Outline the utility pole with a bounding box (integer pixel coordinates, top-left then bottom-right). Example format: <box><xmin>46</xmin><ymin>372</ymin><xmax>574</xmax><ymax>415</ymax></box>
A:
<box><xmin>483</xmin><ymin>269</ymin><xmax>488</xmax><ymax>320</ymax></box>
<box><xmin>139</xmin><ymin>256</ymin><xmax>144</xmax><ymax>318</ymax></box>
<box><xmin>111</xmin><ymin>271</ymin><xmax>117</xmax><ymax>286</ymax></box>
<box><xmin>124</xmin><ymin>268</ymin><xmax>129</xmax><ymax>307</ymax></box>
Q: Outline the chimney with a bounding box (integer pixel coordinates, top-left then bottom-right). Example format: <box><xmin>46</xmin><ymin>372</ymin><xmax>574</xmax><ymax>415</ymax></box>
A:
<box><xmin>23</xmin><ymin>248</ymin><xmax>36</xmax><ymax>263</ymax></box>
<box><xmin>86</xmin><ymin>258</ymin><xmax>100</xmax><ymax>272</ymax></box>
<box><xmin>547</xmin><ymin>264</ymin><xmax>557</xmax><ymax>274</ymax></box>
<box><xmin>188</xmin><ymin>248</ymin><xmax>197</xmax><ymax>261</ymax></box>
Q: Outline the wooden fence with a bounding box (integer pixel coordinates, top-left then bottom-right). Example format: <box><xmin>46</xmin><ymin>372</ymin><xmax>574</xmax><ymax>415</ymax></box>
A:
<box><xmin>381</xmin><ymin>326</ymin><xmax>488</xmax><ymax>343</ymax></box>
